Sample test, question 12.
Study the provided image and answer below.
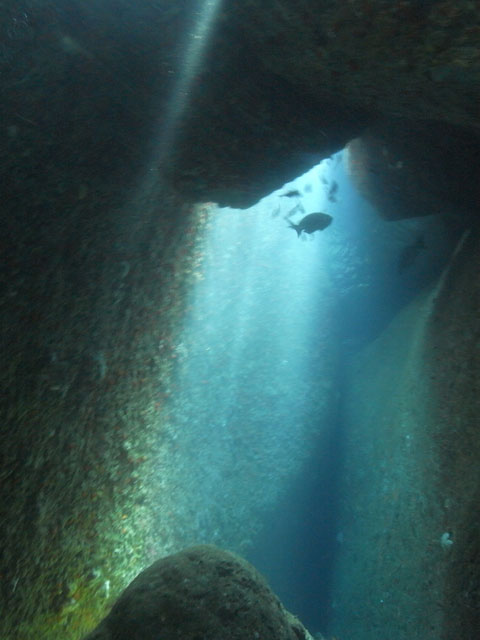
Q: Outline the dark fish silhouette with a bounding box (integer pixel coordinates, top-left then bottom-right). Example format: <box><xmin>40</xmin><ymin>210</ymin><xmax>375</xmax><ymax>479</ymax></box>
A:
<box><xmin>288</xmin><ymin>212</ymin><xmax>332</xmax><ymax>237</ymax></box>
<box><xmin>398</xmin><ymin>235</ymin><xmax>426</xmax><ymax>273</ymax></box>
<box><xmin>327</xmin><ymin>180</ymin><xmax>338</xmax><ymax>202</ymax></box>
<box><xmin>287</xmin><ymin>202</ymin><xmax>305</xmax><ymax>217</ymax></box>
<box><xmin>271</xmin><ymin>205</ymin><xmax>281</xmax><ymax>218</ymax></box>
<box><xmin>280</xmin><ymin>189</ymin><xmax>301</xmax><ymax>198</ymax></box>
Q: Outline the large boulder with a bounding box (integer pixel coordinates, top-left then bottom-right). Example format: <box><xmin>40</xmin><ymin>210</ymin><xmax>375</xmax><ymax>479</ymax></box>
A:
<box><xmin>83</xmin><ymin>545</ymin><xmax>314</xmax><ymax>640</ymax></box>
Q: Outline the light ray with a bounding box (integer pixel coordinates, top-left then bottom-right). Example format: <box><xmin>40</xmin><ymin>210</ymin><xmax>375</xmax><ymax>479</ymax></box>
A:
<box><xmin>156</xmin><ymin>0</ymin><xmax>223</xmax><ymax>166</ymax></box>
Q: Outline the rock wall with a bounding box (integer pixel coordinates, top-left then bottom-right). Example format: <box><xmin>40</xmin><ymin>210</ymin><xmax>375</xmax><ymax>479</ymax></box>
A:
<box><xmin>330</xmin><ymin>230</ymin><xmax>480</xmax><ymax>639</ymax></box>
<box><xmin>5</xmin><ymin>1</ymin><xmax>478</xmax><ymax>213</ymax></box>
<box><xmin>1</xmin><ymin>179</ymin><xmax>207</xmax><ymax>638</ymax></box>
<box><xmin>228</xmin><ymin>0</ymin><xmax>480</xmax><ymax>132</ymax></box>
<box><xmin>82</xmin><ymin>545</ymin><xmax>315</xmax><ymax>640</ymax></box>
<box><xmin>170</xmin><ymin>0</ymin><xmax>480</xmax><ymax>206</ymax></box>
<box><xmin>2</xmin><ymin>1</ymin><xmax>480</xmax><ymax>638</ymax></box>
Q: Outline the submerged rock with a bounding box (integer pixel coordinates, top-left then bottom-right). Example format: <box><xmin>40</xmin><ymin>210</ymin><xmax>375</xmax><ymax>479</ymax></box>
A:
<box><xmin>83</xmin><ymin>545</ymin><xmax>313</xmax><ymax>640</ymax></box>
<box><xmin>346</xmin><ymin>118</ymin><xmax>480</xmax><ymax>222</ymax></box>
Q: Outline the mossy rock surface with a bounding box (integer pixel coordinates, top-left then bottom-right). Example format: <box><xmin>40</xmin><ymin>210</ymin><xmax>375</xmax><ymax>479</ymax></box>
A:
<box><xmin>83</xmin><ymin>545</ymin><xmax>312</xmax><ymax>640</ymax></box>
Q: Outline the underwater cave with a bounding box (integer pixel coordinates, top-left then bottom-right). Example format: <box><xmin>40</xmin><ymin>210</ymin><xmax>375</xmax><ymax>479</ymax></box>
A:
<box><xmin>2</xmin><ymin>1</ymin><xmax>480</xmax><ymax>639</ymax></box>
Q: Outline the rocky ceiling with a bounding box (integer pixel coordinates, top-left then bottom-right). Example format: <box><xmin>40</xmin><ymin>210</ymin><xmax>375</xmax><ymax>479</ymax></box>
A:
<box><xmin>167</xmin><ymin>0</ymin><xmax>480</xmax><ymax>209</ymax></box>
<box><xmin>3</xmin><ymin>0</ymin><xmax>480</xmax><ymax>219</ymax></box>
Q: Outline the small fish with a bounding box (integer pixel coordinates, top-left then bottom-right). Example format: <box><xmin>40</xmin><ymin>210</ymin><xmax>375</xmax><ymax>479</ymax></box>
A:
<box><xmin>327</xmin><ymin>180</ymin><xmax>338</xmax><ymax>202</ymax></box>
<box><xmin>397</xmin><ymin>235</ymin><xmax>426</xmax><ymax>273</ymax></box>
<box><xmin>270</xmin><ymin>205</ymin><xmax>281</xmax><ymax>218</ymax></box>
<box><xmin>280</xmin><ymin>189</ymin><xmax>301</xmax><ymax>198</ymax></box>
<box><xmin>286</xmin><ymin>202</ymin><xmax>305</xmax><ymax>217</ymax></box>
<box><xmin>288</xmin><ymin>212</ymin><xmax>332</xmax><ymax>237</ymax></box>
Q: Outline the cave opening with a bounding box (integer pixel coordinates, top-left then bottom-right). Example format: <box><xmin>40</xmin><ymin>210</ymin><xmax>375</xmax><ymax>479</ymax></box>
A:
<box><xmin>3</xmin><ymin>1</ymin><xmax>480</xmax><ymax>639</ymax></box>
<box><xmin>154</xmin><ymin>151</ymin><xmax>458</xmax><ymax>634</ymax></box>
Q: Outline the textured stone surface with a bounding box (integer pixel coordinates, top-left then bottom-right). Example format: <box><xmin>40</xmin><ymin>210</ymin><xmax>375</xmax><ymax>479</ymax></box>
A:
<box><xmin>83</xmin><ymin>545</ymin><xmax>313</xmax><ymax>640</ymax></box>
<box><xmin>330</xmin><ymin>231</ymin><xmax>480</xmax><ymax>639</ymax></box>
<box><xmin>345</xmin><ymin>118</ymin><xmax>480</xmax><ymax>221</ymax></box>
<box><xmin>167</xmin><ymin>0</ymin><xmax>480</xmax><ymax>206</ymax></box>
<box><xmin>226</xmin><ymin>0</ymin><xmax>480</xmax><ymax>131</ymax></box>
<box><xmin>5</xmin><ymin>1</ymin><xmax>479</xmax><ymax>210</ymax></box>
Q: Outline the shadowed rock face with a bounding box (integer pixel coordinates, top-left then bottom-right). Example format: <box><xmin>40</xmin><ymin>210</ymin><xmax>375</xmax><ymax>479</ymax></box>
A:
<box><xmin>161</xmin><ymin>0</ymin><xmax>480</xmax><ymax>208</ymax></box>
<box><xmin>166</xmin><ymin>47</ymin><xmax>371</xmax><ymax>208</ymax></box>
<box><xmin>224</xmin><ymin>0</ymin><xmax>480</xmax><ymax>132</ymax></box>
<box><xmin>82</xmin><ymin>545</ymin><xmax>313</xmax><ymax>640</ymax></box>
<box><xmin>346</xmin><ymin>119</ymin><xmax>480</xmax><ymax>222</ymax></box>
<box><xmin>3</xmin><ymin>1</ymin><xmax>479</xmax><ymax>211</ymax></box>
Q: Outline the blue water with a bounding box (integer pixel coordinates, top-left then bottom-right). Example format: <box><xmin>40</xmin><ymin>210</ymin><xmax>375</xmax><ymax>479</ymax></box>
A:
<box><xmin>162</xmin><ymin>152</ymin><xmax>456</xmax><ymax>632</ymax></box>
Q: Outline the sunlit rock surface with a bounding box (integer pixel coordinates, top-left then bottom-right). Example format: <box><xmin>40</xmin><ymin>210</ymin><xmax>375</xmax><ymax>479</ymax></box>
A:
<box><xmin>330</xmin><ymin>231</ymin><xmax>480</xmax><ymax>639</ymax></box>
<box><xmin>83</xmin><ymin>545</ymin><xmax>313</xmax><ymax>640</ymax></box>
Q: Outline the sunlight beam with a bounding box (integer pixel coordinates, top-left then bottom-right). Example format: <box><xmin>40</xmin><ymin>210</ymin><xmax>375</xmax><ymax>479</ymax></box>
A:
<box><xmin>156</xmin><ymin>0</ymin><xmax>223</xmax><ymax>166</ymax></box>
